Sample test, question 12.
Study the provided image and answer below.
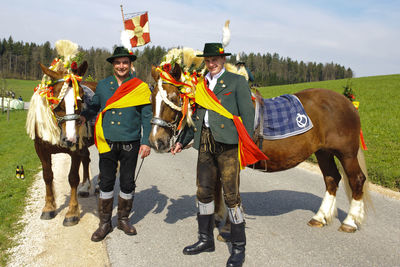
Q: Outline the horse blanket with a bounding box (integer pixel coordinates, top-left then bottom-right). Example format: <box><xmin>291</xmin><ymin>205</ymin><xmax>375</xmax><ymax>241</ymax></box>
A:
<box><xmin>256</xmin><ymin>94</ymin><xmax>313</xmax><ymax>140</ymax></box>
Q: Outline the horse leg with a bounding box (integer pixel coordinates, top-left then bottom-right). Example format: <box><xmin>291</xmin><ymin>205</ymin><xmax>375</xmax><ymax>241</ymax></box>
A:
<box><xmin>337</xmin><ymin>152</ymin><xmax>367</xmax><ymax>233</ymax></box>
<box><xmin>78</xmin><ymin>147</ymin><xmax>91</xmax><ymax>198</ymax></box>
<box><xmin>39</xmin><ymin>152</ymin><xmax>57</xmax><ymax>220</ymax></box>
<box><xmin>63</xmin><ymin>155</ymin><xmax>81</xmax><ymax>226</ymax></box>
<box><xmin>308</xmin><ymin>150</ymin><xmax>341</xmax><ymax>228</ymax></box>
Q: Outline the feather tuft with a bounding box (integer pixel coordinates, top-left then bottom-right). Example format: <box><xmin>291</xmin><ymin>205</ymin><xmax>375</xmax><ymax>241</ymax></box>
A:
<box><xmin>222</xmin><ymin>20</ymin><xmax>231</xmax><ymax>48</ymax></box>
<box><xmin>120</xmin><ymin>30</ymin><xmax>132</xmax><ymax>50</ymax></box>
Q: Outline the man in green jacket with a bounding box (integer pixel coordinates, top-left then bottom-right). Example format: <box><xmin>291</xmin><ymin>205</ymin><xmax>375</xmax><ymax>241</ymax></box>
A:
<box><xmin>81</xmin><ymin>47</ymin><xmax>152</xmax><ymax>242</ymax></box>
<box><xmin>171</xmin><ymin>43</ymin><xmax>254</xmax><ymax>267</ymax></box>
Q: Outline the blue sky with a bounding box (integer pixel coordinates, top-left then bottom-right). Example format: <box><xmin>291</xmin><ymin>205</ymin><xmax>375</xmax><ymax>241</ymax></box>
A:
<box><xmin>1</xmin><ymin>0</ymin><xmax>399</xmax><ymax>77</ymax></box>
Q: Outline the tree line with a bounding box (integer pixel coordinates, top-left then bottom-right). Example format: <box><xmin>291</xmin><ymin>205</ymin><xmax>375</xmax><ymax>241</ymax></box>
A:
<box><xmin>0</xmin><ymin>36</ymin><xmax>353</xmax><ymax>86</ymax></box>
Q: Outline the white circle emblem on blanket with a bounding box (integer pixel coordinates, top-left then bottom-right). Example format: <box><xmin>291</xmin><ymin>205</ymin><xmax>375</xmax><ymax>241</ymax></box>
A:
<box><xmin>296</xmin><ymin>113</ymin><xmax>308</xmax><ymax>128</ymax></box>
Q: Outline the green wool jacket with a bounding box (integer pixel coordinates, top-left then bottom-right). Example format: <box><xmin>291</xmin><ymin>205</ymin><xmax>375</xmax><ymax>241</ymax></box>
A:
<box><xmin>178</xmin><ymin>71</ymin><xmax>254</xmax><ymax>149</ymax></box>
<box><xmin>82</xmin><ymin>74</ymin><xmax>152</xmax><ymax>145</ymax></box>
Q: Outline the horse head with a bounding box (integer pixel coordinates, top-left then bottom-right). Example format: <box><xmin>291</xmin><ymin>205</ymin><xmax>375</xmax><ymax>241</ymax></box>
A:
<box><xmin>149</xmin><ymin>63</ymin><xmax>184</xmax><ymax>152</ymax></box>
<box><xmin>38</xmin><ymin>61</ymin><xmax>88</xmax><ymax>147</ymax></box>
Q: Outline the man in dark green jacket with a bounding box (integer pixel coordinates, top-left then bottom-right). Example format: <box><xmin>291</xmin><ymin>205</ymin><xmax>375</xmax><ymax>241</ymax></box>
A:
<box><xmin>81</xmin><ymin>47</ymin><xmax>152</xmax><ymax>242</ymax></box>
<box><xmin>171</xmin><ymin>43</ymin><xmax>253</xmax><ymax>267</ymax></box>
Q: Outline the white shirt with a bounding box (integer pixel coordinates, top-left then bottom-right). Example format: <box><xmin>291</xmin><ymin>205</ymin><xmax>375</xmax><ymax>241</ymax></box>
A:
<box><xmin>204</xmin><ymin>68</ymin><xmax>225</xmax><ymax>127</ymax></box>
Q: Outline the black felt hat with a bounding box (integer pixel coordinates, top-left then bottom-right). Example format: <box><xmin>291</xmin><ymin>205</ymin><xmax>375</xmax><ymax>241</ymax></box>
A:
<box><xmin>196</xmin><ymin>43</ymin><xmax>231</xmax><ymax>57</ymax></box>
<box><xmin>106</xmin><ymin>46</ymin><xmax>137</xmax><ymax>63</ymax></box>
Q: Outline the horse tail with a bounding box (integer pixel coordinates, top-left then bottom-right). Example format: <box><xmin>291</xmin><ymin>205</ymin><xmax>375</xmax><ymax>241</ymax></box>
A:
<box><xmin>357</xmin><ymin>148</ymin><xmax>374</xmax><ymax>212</ymax></box>
<box><xmin>340</xmin><ymin>148</ymin><xmax>373</xmax><ymax>212</ymax></box>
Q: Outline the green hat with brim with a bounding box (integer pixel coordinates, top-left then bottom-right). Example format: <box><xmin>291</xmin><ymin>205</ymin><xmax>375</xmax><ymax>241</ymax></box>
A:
<box><xmin>106</xmin><ymin>46</ymin><xmax>137</xmax><ymax>63</ymax></box>
<box><xmin>196</xmin><ymin>43</ymin><xmax>232</xmax><ymax>57</ymax></box>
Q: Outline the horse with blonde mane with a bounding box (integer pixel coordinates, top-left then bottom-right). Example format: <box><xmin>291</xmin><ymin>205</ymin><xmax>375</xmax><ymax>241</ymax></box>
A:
<box><xmin>26</xmin><ymin>40</ymin><xmax>96</xmax><ymax>226</ymax></box>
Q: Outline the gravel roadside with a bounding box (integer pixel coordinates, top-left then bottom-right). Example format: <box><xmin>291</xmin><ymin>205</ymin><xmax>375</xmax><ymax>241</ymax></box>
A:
<box><xmin>6</xmin><ymin>152</ymin><xmax>109</xmax><ymax>267</ymax></box>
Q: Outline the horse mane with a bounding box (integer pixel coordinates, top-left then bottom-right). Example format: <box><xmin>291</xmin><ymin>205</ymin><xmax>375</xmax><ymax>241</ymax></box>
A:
<box><xmin>26</xmin><ymin>91</ymin><xmax>61</xmax><ymax>145</ymax></box>
<box><xmin>26</xmin><ymin>40</ymin><xmax>76</xmax><ymax>145</ymax></box>
<box><xmin>225</xmin><ymin>63</ymin><xmax>249</xmax><ymax>81</ymax></box>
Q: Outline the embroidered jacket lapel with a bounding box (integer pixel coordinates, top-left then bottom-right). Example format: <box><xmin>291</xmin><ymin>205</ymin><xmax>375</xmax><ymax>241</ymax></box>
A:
<box><xmin>212</xmin><ymin>72</ymin><xmax>227</xmax><ymax>96</ymax></box>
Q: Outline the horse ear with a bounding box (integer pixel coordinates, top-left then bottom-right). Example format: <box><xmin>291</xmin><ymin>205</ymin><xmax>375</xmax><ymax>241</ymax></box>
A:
<box><xmin>76</xmin><ymin>61</ymin><xmax>88</xmax><ymax>77</ymax></box>
<box><xmin>171</xmin><ymin>63</ymin><xmax>182</xmax><ymax>81</ymax></box>
<box><xmin>39</xmin><ymin>62</ymin><xmax>63</xmax><ymax>80</ymax></box>
<box><xmin>151</xmin><ymin>66</ymin><xmax>160</xmax><ymax>82</ymax></box>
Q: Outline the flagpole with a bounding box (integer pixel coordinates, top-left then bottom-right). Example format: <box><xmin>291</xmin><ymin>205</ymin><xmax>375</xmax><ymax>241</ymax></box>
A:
<box><xmin>120</xmin><ymin>4</ymin><xmax>126</xmax><ymax>30</ymax></box>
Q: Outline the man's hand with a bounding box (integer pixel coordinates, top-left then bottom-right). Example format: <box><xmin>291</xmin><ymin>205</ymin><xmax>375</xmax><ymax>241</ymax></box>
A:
<box><xmin>171</xmin><ymin>142</ymin><xmax>183</xmax><ymax>155</ymax></box>
<box><xmin>79</xmin><ymin>115</ymin><xmax>86</xmax><ymax>125</ymax></box>
<box><xmin>139</xmin><ymin>145</ymin><xmax>151</xmax><ymax>159</ymax></box>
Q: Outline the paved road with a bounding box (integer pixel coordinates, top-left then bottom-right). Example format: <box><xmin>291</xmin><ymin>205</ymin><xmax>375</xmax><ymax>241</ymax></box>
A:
<box><xmin>88</xmin><ymin>146</ymin><xmax>400</xmax><ymax>267</ymax></box>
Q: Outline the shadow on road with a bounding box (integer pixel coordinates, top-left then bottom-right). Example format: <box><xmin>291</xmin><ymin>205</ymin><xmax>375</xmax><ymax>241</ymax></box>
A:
<box><xmin>119</xmin><ymin>187</ymin><xmax>347</xmax><ymax>225</ymax></box>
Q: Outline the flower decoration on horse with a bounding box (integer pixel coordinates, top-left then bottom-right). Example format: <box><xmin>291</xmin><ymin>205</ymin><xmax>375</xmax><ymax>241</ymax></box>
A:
<box><xmin>342</xmin><ymin>79</ymin><xmax>367</xmax><ymax>150</ymax></box>
<box><xmin>156</xmin><ymin>47</ymin><xmax>206</xmax><ymax>129</ymax></box>
<box><xmin>34</xmin><ymin>40</ymin><xmax>83</xmax><ymax>110</ymax></box>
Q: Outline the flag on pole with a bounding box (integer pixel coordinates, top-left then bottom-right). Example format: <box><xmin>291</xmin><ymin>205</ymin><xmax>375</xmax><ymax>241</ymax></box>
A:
<box><xmin>123</xmin><ymin>11</ymin><xmax>150</xmax><ymax>47</ymax></box>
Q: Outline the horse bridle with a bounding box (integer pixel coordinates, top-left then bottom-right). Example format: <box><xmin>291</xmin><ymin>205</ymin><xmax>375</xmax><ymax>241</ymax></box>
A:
<box><xmin>51</xmin><ymin>78</ymin><xmax>82</xmax><ymax>127</ymax></box>
<box><xmin>150</xmin><ymin>78</ymin><xmax>183</xmax><ymax>136</ymax></box>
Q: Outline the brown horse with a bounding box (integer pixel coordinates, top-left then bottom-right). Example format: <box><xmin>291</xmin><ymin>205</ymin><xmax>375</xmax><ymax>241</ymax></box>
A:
<box><xmin>26</xmin><ymin>61</ymin><xmax>96</xmax><ymax>226</ymax></box>
<box><xmin>148</xmin><ymin>64</ymin><xmax>369</xmax><ymax>234</ymax></box>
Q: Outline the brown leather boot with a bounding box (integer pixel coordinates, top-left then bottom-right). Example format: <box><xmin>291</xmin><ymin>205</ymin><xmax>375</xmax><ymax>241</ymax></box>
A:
<box><xmin>117</xmin><ymin>196</ymin><xmax>137</xmax><ymax>235</ymax></box>
<box><xmin>91</xmin><ymin>198</ymin><xmax>113</xmax><ymax>242</ymax></box>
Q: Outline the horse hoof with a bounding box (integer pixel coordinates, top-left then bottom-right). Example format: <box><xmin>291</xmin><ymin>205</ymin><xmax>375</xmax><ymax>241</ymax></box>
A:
<box><xmin>78</xmin><ymin>191</ymin><xmax>90</xmax><ymax>198</ymax></box>
<box><xmin>338</xmin><ymin>224</ymin><xmax>357</xmax><ymax>233</ymax></box>
<box><xmin>40</xmin><ymin>211</ymin><xmax>56</xmax><ymax>220</ymax></box>
<box><xmin>63</xmin><ymin>216</ymin><xmax>80</xmax><ymax>226</ymax></box>
<box><xmin>307</xmin><ymin>218</ymin><xmax>325</xmax><ymax>228</ymax></box>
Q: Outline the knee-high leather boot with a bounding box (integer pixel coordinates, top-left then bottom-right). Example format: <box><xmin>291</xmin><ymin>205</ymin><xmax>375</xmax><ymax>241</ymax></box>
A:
<box><xmin>226</xmin><ymin>222</ymin><xmax>246</xmax><ymax>267</ymax></box>
<box><xmin>91</xmin><ymin>198</ymin><xmax>113</xmax><ymax>242</ymax></box>
<box><xmin>183</xmin><ymin>213</ymin><xmax>215</xmax><ymax>255</ymax></box>
<box><xmin>117</xmin><ymin>196</ymin><xmax>137</xmax><ymax>235</ymax></box>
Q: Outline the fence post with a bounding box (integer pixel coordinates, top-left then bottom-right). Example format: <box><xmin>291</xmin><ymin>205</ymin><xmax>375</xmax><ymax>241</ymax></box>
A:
<box><xmin>7</xmin><ymin>98</ymin><xmax>10</xmax><ymax>121</ymax></box>
<box><xmin>1</xmin><ymin>79</ymin><xmax>5</xmax><ymax>114</ymax></box>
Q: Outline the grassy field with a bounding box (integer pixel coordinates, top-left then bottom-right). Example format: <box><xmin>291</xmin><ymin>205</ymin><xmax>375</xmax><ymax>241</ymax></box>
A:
<box><xmin>0</xmin><ymin>75</ymin><xmax>399</xmax><ymax>265</ymax></box>
<box><xmin>0</xmin><ymin>110</ymin><xmax>40</xmax><ymax>266</ymax></box>
<box><xmin>256</xmin><ymin>74</ymin><xmax>400</xmax><ymax>190</ymax></box>
<box><xmin>1</xmin><ymin>79</ymin><xmax>39</xmax><ymax>102</ymax></box>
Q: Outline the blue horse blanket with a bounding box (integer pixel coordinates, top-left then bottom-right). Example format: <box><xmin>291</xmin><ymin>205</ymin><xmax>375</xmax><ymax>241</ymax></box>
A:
<box><xmin>256</xmin><ymin>94</ymin><xmax>313</xmax><ymax>140</ymax></box>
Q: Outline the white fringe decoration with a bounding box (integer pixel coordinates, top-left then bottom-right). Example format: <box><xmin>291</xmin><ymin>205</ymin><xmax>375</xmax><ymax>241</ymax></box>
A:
<box><xmin>26</xmin><ymin>92</ymin><xmax>61</xmax><ymax>145</ymax></box>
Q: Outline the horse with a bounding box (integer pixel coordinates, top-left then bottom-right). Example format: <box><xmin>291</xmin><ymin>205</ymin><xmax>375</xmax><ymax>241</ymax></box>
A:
<box><xmin>26</xmin><ymin>61</ymin><xmax>96</xmax><ymax>226</ymax></box>
<box><xmin>148</xmin><ymin>63</ymin><xmax>370</xmax><ymax>234</ymax></box>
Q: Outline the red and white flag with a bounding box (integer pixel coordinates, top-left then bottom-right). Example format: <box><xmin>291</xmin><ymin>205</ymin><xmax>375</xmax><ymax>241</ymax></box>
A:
<box><xmin>123</xmin><ymin>12</ymin><xmax>150</xmax><ymax>47</ymax></box>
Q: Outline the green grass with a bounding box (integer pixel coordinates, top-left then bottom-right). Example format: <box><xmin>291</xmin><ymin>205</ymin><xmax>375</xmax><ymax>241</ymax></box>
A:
<box><xmin>1</xmin><ymin>79</ymin><xmax>39</xmax><ymax>101</ymax></box>
<box><xmin>0</xmin><ymin>110</ymin><xmax>40</xmax><ymax>266</ymax></box>
<box><xmin>256</xmin><ymin>74</ymin><xmax>400</xmax><ymax>190</ymax></box>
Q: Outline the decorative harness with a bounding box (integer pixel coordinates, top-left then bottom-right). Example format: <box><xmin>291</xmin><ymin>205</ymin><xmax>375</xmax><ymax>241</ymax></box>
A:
<box><xmin>35</xmin><ymin>71</ymin><xmax>83</xmax><ymax>127</ymax></box>
<box><xmin>151</xmin><ymin>67</ymin><xmax>198</xmax><ymax>141</ymax></box>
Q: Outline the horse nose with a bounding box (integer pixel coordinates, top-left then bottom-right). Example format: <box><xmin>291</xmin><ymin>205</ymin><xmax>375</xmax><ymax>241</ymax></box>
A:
<box><xmin>149</xmin><ymin>138</ymin><xmax>169</xmax><ymax>152</ymax></box>
<box><xmin>61</xmin><ymin>137</ymin><xmax>74</xmax><ymax>148</ymax></box>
